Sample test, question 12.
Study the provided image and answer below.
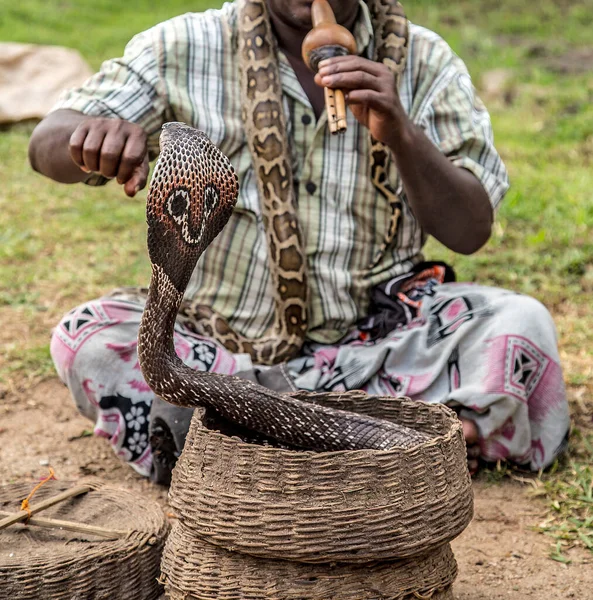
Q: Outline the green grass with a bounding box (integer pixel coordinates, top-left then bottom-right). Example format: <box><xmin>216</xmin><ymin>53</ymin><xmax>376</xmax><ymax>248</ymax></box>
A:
<box><xmin>0</xmin><ymin>0</ymin><xmax>592</xmax><ymax>559</ymax></box>
<box><xmin>532</xmin><ymin>431</ymin><xmax>593</xmax><ymax>562</ymax></box>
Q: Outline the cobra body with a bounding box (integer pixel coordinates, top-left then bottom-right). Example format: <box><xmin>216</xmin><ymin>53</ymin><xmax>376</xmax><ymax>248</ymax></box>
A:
<box><xmin>180</xmin><ymin>0</ymin><xmax>410</xmax><ymax>364</ymax></box>
<box><xmin>137</xmin><ymin>123</ymin><xmax>428</xmax><ymax>452</ymax></box>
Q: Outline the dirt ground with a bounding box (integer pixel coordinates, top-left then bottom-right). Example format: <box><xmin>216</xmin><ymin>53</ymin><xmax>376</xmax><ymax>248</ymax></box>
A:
<box><xmin>1</xmin><ymin>378</ymin><xmax>591</xmax><ymax>599</ymax></box>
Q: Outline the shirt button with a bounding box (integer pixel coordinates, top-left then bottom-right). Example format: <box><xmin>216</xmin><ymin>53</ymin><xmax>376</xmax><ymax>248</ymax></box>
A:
<box><xmin>305</xmin><ymin>181</ymin><xmax>317</xmax><ymax>195</ymax></box>
<box><xmin>301</xmin><ymin>113</ymin><xmax>312</xmax><ymax>125</ymax></box>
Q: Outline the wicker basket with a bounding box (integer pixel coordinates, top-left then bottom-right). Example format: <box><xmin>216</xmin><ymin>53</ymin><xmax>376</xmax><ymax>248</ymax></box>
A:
<box><xmin>169</xmin><ymin>392</ymin><xmax>473</xmax><ymax>563</ymax></box>
<box><xmin>161</xmin><ymin>519</ymin><xmax>457</xmax><ymax>600</ymax></box>
<box><xmin>0</xmin><ymin>480</ymin><xmax>169</xmax><ymax>599</ymax></box>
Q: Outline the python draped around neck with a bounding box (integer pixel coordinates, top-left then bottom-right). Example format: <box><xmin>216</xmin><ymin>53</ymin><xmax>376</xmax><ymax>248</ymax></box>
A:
<box><xmin>181</xmin><ymin>0</ymin><xmax>409</xmax><ymax>366</ymax></box>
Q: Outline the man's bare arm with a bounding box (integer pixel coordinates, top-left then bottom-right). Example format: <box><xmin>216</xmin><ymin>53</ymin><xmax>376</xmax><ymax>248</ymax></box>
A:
<box><xmin>29</xmin><ymin>109</ymin><xmax>149</xmax><ymax>197</ymax></box>
<box><xmin>385</xmin><ymin>120</ymin><xmax>493</xmax><ymax>256</ymax></box>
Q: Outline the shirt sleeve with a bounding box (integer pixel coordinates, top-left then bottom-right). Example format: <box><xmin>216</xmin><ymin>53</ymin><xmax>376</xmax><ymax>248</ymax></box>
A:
<box><xmin>51</xmin><ymin>26</ymin><xmax>170</xmax><ymax>166</ymax></box>
<box><xmin>420</xmin><ymin>57</ymin><xmax>510</xmax><ymax>211</ymax></box>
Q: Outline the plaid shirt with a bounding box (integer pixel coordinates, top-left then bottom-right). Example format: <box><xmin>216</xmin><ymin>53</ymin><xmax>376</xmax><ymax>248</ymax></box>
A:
<box><xmin>54</xmin><ymin>1</ymin><xmax>509</xmax><ymax>343</ymax></box>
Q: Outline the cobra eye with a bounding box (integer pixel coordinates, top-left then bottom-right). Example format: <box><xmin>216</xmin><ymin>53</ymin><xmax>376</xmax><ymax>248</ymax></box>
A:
<box><xmin>203</xmin><ymin>185</ymin><xmax>219</xmax><ymax>214</ymax></box>
<box><xmin>167</xmin><ymin>190</ymin><xmax>190</xmax><ymax>221</ymax></box>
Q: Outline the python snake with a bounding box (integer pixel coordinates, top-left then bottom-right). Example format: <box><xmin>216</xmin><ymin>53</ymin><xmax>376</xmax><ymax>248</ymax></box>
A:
<box><xmin>179</xmin><ymin>0</ymin><xmax>409</xmax><ymax>366</ymax></box>
<box><xmin>137</xmin><ymin>122</ymin><xmax>428</xmax><ymax>452</ymax></box>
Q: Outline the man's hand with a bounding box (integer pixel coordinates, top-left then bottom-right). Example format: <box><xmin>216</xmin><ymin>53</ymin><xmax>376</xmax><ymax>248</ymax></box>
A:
<box><xmin>315</xmin><ymin>55</ymin><xmax>405</xmax><ymax>146</ymax></box>
<box><xmin>314</xmin><ymin>56</ymin><xmax>494</xmax><ymax>255</ymax></box>
<box><xmin>29</xmin><ymin>109</ymin><xmax>149</xmax><ymax>198</ymax></box>
<box><xmin>69</xmin><ymin>118</ymin><xmax>149</xmax><ymax>197</ymax></box>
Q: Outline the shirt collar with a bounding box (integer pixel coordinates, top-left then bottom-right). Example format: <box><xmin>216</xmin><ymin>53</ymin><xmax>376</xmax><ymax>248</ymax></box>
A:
<box><xmin>355</xmin><ymin>0</ymin><xmax>374</xmax><ymax>59</ymax></box>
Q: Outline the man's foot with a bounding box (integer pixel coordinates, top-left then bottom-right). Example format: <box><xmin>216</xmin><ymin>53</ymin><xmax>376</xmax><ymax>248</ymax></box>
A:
<box><xmin>461</xmin><ymin>418</ymin><xmax>480</xmax><ymax>476</ymax></box>
<box><xmin>149</xmin><ymin>418</ymin><xmax>180</xmax><ymax>486</ymax></box>
<box><xmin>148</xmin><ymin>399</ymin><xmax>194</xmax><ymax>486</ymax></box>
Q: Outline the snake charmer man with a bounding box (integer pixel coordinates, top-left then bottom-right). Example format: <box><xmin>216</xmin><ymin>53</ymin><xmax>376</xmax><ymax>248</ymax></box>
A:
<box><xmin>29</xmin><ymin>0</ymin><xmax>570</xmax><ymax>484</ymax></box>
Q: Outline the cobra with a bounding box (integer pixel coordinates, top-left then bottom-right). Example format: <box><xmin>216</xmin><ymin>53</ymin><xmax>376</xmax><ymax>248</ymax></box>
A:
<box><xmin>137</xmin><ymin>122</ymin><xmax>428</xmax><ymax>452</ymax></box>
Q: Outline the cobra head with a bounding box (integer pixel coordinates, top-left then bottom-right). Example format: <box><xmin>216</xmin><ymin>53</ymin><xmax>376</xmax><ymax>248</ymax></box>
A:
<box><xmin>146</xmin><ymin>122</ymin><xmax>239</xmax><ymax>293</ymax></box>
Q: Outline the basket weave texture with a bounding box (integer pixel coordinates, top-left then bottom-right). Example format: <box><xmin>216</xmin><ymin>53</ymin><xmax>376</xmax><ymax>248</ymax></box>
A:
<box><xmin>161</xmin><ymin>520</ymin><xmax>457</xmax><ymax>600</ymax></box>
<box><xmin>0</xmin><ymin>480</ymin><xmax>169</xmax><ymax>599</ymax></box>
<box><xmin>169</xmin><ymin>392</ymin><xmax>473</xmax><ymax>563</ymax></box>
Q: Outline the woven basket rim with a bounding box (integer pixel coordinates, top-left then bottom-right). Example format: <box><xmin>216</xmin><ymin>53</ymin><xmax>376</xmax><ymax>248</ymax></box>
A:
<box><xmin>195</xmin><ymin>395</ymin><xmax>463</xmax><ymax>459</ymax></box>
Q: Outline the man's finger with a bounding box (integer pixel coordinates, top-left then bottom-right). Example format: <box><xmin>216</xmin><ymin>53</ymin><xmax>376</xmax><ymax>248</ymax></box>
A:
<box><xmin>123</xmin><ymin>154</ymin><xmax>149</xmax><ymax>197</ymax></box>
<box><xmin>81</xmin><ymin>127</ymin><xmax>108</xmax><ymax>173</ymax></box>
<box><xmin>318</xmin><ymin>55</ymin><xmax>386</xmax><ymax>77</ymax></box>
<box><xmin>320</xmin><ymin>70</ymin><xmax>383</xmax><ymax>92</ymax></box>
<box><xmin>117</xmin><ymin>134</ymin><xmax>147</xmax><ymax>185</ymax></box>
<box><xmin>346</xmin><ymin>89</ymin><xmax>390</xmax><ymax>112</ymax></box>
<box><xmin>69</xmin><ymin>123</ymin><xmax>91</xmax><ymax>171</ymax></box>
<box><xmin>99</xmin><ymin>130</ymin><xmax>127</xmax><ymax>179</ymax></box>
